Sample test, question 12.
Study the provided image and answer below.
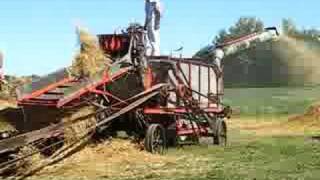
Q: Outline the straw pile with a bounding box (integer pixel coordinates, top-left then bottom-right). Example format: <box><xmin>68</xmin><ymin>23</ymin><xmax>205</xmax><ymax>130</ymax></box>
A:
<box><xmin>36</xmin><ymin>139</ymin><xmax>176</xmax><ymax>179</ymax></box>
<box><xmin>0</xmin><ymin>75</ymin><xmax>33</xmax><ymax>99</ymax></box>
<box><xmin>15</xmin><ymin>145</ymin><xmax>45</xmax><ymax>175</ymax></box>
<box><xmin>62</xmin><ymin>106</ymin><xmax>97</xmax><ymax>144</ymax></box>
<box><xmin>286</xmin><ymin>103</ymin><xmax>320</xmax><ymax>130</ymax></box>
<box><xmin>68</xmin><ymin>27</ymin><xmax>112</xmax><ymax>79</ymax></box>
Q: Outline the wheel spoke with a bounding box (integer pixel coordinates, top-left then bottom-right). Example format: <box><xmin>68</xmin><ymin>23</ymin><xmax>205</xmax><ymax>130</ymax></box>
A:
<box><xmin>212</xmin><ymin>118</ymin><xmax>227</xmax><ymax>146</ymax></box>
<box><xmin>145</xmin><ymin>124</ymin><xmax>166</xmax><ymax>154</ymax></box>
<box><xmin>153</xmin><ymin>128</ymin><xmax>163</xmax><ymax>153</ymax></box>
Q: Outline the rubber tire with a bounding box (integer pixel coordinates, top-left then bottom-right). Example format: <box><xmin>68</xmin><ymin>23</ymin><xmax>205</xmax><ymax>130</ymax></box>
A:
<box><xmin>144</xmin><ymin>124</ymin><xmax>167</xmax><ymax>154</ymax></box>
<box><xmin>213</xmin><ymin>119</ymin><xmax>227</xmax><ymax>146</ymax></box>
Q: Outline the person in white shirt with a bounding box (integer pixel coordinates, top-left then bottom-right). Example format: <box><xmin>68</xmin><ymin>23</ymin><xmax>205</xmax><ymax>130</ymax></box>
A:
<box><xmin>144</xmin><ymin>0</ymin><xmax>162</xmax><ymax>56</ymax></box>
<box><xmin>0</xmin><ymin>52</ymin><xmax>5</xmax><ymax>90</ymax></box>
<box><xmin>0</xmin><ymin>52</ymin><xmax>4</xmax><ymax>81</ymax></box>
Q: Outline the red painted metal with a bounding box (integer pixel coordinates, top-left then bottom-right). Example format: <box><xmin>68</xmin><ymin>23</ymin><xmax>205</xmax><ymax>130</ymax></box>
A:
<box><xmin>176</xmin><ymin>128</ymin><xmax>208</xmax><ymax>136</ymax></box>
<box><xmin>98</xmin><ymin>34</ymin><xmax>130</xmax><ymax>55</ymax></box>
<box><xmin>18</xmin><ymin>102</ymin><xmax>57</xmax><ymax>107</ymax></box>
<box><xmin>188</xmin><ymin>63</ymin><xmax>191</xmax><ymax>87</ymax></box>
<box><xmin>208</xmin><ymin>66</ymin><xmax>211</xmax><ymax>108</ymax></box>
<box><xmin>176</xmin><ymin>119</ymin><xmax>209</xmax><ymax>136</ymax></box>
<box><xmin>19</xmin><ymin>78</ymin><xmax>73</xmax><ymax>101</ymax></box>
<box><xmin>90</xmin><ymin>89</ymin><xmax>129</xmax><ymax>105</ymax></box>
<box><xmin>219</xmin><ymin>32</ymin><xmax>258</xmax><ymax>47</ymax></box>
<box><xmin>17</xmin><ymin>50</ymin><xmax>224</xmax><ymax>142</ymax></box>
<box><xmin>144</xmin><ymin>57</ymin><xmax>226</xmax><ymax>138</ymax></box>
<box><xmin>18</xmin><ymin>67</ymin><xmax>132</xmax><ymax>108</ymax></box>
<box><xmin>198</xmin><ymin>65</ymin><xmax>201</xmax><ymax>102</ymax></box>
<box><xmin>57</xmin><ymin>67</ymin><xmax>131</xmax><ymax>108</ymax></box>
<box><xmin>143</xmin><ymin>107</ymin><xmax>224</xmax><ymax>115</ymax></box>
<box><xmin>143</xmin><ymin>67</ymin><xmax>153</xmax><ymax>89</ymax></box>
<box><xmin>109</xmin><ymin>36</ymin><xmax>122</xmax><ymax>51</ymax></box>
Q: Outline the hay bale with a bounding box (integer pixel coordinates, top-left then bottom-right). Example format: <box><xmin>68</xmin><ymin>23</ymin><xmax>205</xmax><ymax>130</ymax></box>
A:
<box><xmin>0</xmin><ymin>75</ymin><xmax>33</xmax><ymax>99</ymax></box>
<box><xmin>62</xmin><ymin>106</ymin><xmax>97</xmax><ymax>144</ymax></box>
<box><xmin>68</xmin><ymin>27</ymin><xmax>112</xmax><ymax>79</ymax></box>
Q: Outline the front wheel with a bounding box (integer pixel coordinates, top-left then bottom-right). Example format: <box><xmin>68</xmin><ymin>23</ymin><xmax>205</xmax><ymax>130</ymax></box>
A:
<box><xmin>213</xmin><ymin>119</ymin><xmax>227</xmax><ymax>146</ymax></box>
<box><xmin>144</xmin><ymin>124</ymin><xmax>167</xmax><ymax>154</ymax></box>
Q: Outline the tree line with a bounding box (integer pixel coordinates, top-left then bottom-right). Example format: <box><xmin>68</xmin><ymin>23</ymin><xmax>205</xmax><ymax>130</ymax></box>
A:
<box><xmin>194</xmin><ymin>17</ymin><xmax>320</xmax><ymax>88</ymax></box>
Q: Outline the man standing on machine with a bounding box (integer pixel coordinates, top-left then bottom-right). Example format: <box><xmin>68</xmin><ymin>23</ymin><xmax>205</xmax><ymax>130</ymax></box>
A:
<box><xmin>144</xmin><ymin>0</ymin><xmax>162</xmax><ymax>56</ymax></box>
<box><xmin>0</xmin><ymin>52</ymin><xmax>5</xmax><ymax>91</ymax></box>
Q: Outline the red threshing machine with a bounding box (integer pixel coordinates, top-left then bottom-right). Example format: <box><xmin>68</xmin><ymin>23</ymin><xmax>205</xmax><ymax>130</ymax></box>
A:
<box><xmin>14</xmin><ymin>24</ymin><xmax>231</xmax><ymax>154</ymax></box>
<box><xmin>0</xmin><ymin>24</ymin><xmax>279</xmax><ymax>174</ymax></box>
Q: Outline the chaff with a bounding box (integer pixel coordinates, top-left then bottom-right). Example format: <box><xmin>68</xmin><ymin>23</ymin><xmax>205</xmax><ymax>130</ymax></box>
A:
<box><xmin>68</xmin><ymin>27</ymin><xmax>112</xmax><ymax>79</ymax></box>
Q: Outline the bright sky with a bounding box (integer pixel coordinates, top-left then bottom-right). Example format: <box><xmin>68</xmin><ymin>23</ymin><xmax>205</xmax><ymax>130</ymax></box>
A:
<box><xmin>0</xmin><ymin>0</ymin><xmax>319</xmax><ymax>76</ymax></box>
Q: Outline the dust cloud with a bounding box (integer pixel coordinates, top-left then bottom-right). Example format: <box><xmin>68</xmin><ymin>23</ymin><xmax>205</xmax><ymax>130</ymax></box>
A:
<box><xmin>278</xmin><ymin>35</ymin><xmax>320</xmax><ymax>84</ymax></box>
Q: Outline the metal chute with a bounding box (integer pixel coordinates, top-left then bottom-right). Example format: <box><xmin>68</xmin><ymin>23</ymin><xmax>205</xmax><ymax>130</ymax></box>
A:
<box><xmin>212</xmin><ymin>27</ymin><xmax>280</xmax><ymax>70</ymax></box>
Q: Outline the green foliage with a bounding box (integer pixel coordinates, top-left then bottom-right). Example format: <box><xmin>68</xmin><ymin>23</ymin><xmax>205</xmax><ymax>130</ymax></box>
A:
<box><xmin>214</xmin><ymin>17</ymin><xmax>264</xmax><ymax>45</ymax></box>
<box><xmin>282</xmin><ymin>18</ymin><xmax>298</xmax><ymax>35</ymax></box>
<box><xmin>282</xmin><ymin>18</ymin><xmax>320</xmax><ymax>41</ymax></box>
<box><xmin>194</xmin><ymin>17</ymin><xmax>264</xmax><ymax>59</ymax></box>
<box><xmin>195</xmin><ymin>17</ymin><xmax>320</xmax><ymax>87</ymax></box>
<box><xmin>193</xmin><ymin>45</ymin><xmax>213</xmax><ymax>59</ymax></box>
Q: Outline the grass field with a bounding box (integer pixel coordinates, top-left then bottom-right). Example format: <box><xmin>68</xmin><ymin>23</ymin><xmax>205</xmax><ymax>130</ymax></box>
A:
<box><xmin>223</xmin><ymin>86</ymin><xmax>320</xmax><ymax>116</ymax></box>
<box><xmin>23</xmin><ymin>86</ymin><xmax>320</xmax><ymax>180</ymax></box>
<box><xmin>32</xmin><ymin>117</ymin><xmax>320</xmax><ymax>180</ymax></box>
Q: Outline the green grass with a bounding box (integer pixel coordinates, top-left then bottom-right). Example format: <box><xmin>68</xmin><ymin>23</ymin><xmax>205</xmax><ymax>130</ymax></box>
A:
<box><xmin>113</xmin><ymin>127</ymin><xmax>320</xmax><ymax>180</ymax></box>
<box><xmin>165</xmin><ymin>136</ymin><xmax>320</xmax><ymax>180</ymax></box>
<box><xmin>223</xmin><ymin>86</ymin><xmax>320</xmax><ymax>116</ymax></box>
<box><xmin>30</xmin><ymin>128</ymin><xmax>320</xmax><ymax>180</ymax></box>
<box><xmin>160</xmin><ymin>125</ymin><xmax>320</xmax><ymax>180</ymax></box>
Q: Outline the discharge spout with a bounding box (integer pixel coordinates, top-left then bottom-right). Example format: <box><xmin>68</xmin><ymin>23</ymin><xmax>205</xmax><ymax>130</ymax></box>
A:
<box><xmin>212</xmin><ymin>27</ymin><xmax>280</xmax><ymax>70</ymax></box>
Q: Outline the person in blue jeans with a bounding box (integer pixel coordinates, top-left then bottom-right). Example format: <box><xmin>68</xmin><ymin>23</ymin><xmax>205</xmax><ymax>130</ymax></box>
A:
<box><xmin>144</xmin><ymin>0</ymin><xmax>162</xmax><ymax>56</ymax></box>
<box><xmin>0</xmin><ymin>52</ymin><xmax>6</xmax><ymax>91</ymax></box>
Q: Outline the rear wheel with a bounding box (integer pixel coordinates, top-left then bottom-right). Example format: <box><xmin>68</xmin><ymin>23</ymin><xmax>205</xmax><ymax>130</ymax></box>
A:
<box><xmin>213</xmin><ymin>119</ymin><xmax>227</xmax><ymax>146</ymax></box>
<box><xmin>144</xmin><ymin>124</ymin><xmax>167</xmax><ymax>154</ymax></box>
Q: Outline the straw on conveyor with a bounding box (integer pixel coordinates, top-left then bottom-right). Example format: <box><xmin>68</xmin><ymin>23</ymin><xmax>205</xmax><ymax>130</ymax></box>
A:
<box><xmin>68</xmin><ymin>27</ymin><xmax>112</xmax><ymax>79</ymax></box>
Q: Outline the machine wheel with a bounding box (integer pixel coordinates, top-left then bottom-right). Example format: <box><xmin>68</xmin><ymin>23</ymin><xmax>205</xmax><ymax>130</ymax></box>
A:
<box><xmin>213</xmin><ymin>119</ymin><xmax>227</xmax><ymax>146</ymax></box>
<box><xmin>144</xmin><ymin>124</ymin><xmax>167</xmax><ymax>154</ymax></box>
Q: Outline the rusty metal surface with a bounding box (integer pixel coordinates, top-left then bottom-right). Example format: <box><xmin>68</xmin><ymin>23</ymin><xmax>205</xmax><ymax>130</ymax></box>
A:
<box><xmin>17</xmin><ymin>68</ymin><xmax>69</xmax><ymax>101</ymax></box>
<box><xmin>0</xmin><ymin>123</ymin><xmax>62</xmax><ymax>154</ymax></box>
<box><xmin>0</xmin><ymin>83</ymin><xmax>166</xmax><ymax>157</ymax></box>
<box><xmin>17</xmin><ymin>65</ymin><xmax>132</xmax><ymax>108</ymax></box>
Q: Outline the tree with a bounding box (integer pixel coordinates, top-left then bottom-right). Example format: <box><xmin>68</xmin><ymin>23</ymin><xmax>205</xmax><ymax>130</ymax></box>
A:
<box><xmin>282</xmin><ymin>18</ymin><xmax>297</xmax><ymax>35</ymax></box>
<box><xmin>282</xmin><ymin>18</ymin><xmax>320</xmax><ymax>42</ymax></box>
<box><xmin>195</xmin><ymin>17</ymin><xmax>284</xmax><ymax>87</ymax></box>
<box><xmin>193</xmin><ymin>45</ymin><xmax>212</xmax><ymax>59</ymax></box>
<box><xmin>194</xmin><ymin>17</ymin><xmax>264</xmax><ymax>59</ymax></box>
<box><xmin>195</xmin><ymin>17</ymin><xmax>320</xmax><ymax>87</ymax></box>
<box><xmin>214</xmin><ymin>17</ymin><xmax>264</xmax><ymax>45</ymax></box>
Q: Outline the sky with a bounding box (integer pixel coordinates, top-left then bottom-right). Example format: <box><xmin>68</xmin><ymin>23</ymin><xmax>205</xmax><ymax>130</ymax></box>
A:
<box><xmin>0</xmin><ymin>0</ymin><xmax>319</xmax><ymax>76</ymax></box>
